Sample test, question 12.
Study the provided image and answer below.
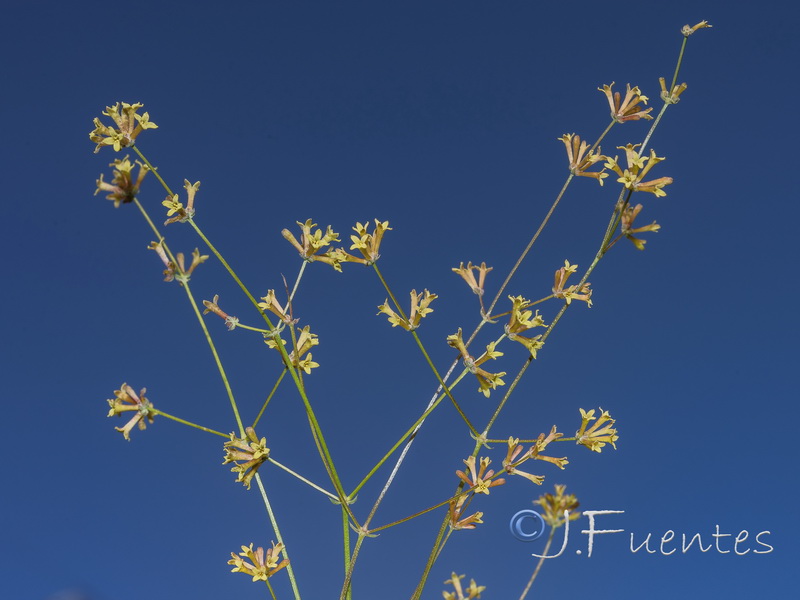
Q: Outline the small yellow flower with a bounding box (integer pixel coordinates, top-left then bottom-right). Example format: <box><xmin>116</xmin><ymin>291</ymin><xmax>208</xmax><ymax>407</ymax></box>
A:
<box><xmin>456</xmin><ymin>456</ymin><xmax>506</xmax><ymax>495</ymax></box>
<box><xmin>452</xmin><ymin>262</ymin><xmax>493</xmax><ymax>296</ymax></box>
<box><xmin>443</xmin><ymin>573</ymin><xmax>485</xmax><ymax>600</ymax></box>
<box><xmin>258</xmin><ymin>290</ymin><xmax>294</xmax><ymax>325</ymax></box>
<box><xmin>502</xmin><ymin>437</ymin><xmax>545</xmax><ymax>485</ymax></box>
<box><xmin>659</xmin><ymin>77</ymin><xmax>688</xmax><ymax>104</ymax></box>
<box><xmin>534</xmin><ymin>484</ymin><xmax>581</xmax><ymax>528</ymax></box>
<box><xmin>281</xmin><ymin>219</ymin><xmax>343</xmax><ymax>270</ymax></box>
<box><xmin>575</xmin><ymin>408</ymin><xmax>619</xmax><ymax>452</ymax></box>
<box><xmin>377</xmin><ymin>289</ymin><xmax>437</xmax><ymax>331</ymax></box>
<box><xmin>682</xmin><ymin>20</ymin><xmax>712</xmax><ymax>36</ymax></box>
<box><xmin>265</xmin><ymin>325</ymin><xmax>320</xmax><ymax>374</ymax></box>
<box><xmin>349</xmin><ymin>219</ymin><xmax>391</xmax><ymax>264</ymax></box>
<box><xmin>223</xmin><ymin>427</ymin><xmax>270</xmax><ymax>489</ymax></box>
<box><xmin>447</xmin><ymin>329</ymin><xmax>507</xmax><ymax>397</ymax></box>
<box><xmin>559</xmin><ymin>134</ymin><xmax>608</xmax><ymax>184</ymax></box>
<box><xmin>505</xmin><ymin>296</ymin><xmax>547</xmax><ymax>357</ymax></box>
<box><xmin>605</xmin><ymin>144</ymin><xmax>673</xmax><ymax>197</ymax></box>
<box><xmin>162</xmin><ymin>180</ymin><xmax>200</xmax><ymax>225</ymax></box>
<box><xmin>106</xmin><ymin>383</ymin><xmax>155</xmax><ymax>441</ymax></box>
<box><xmin>599</xmin><ymin>83</ymin><xmax>653</xmax><ymax>123</ymax></box>
<box><xmin>552</xmin><ymin>261</ymin><xmax>592</xmax><ymax>307</ymax></box>
<box><xmin>228</xmin><ymin>541</ymin><xmax>289</xmax><ymax>582</ymax></box>
<box><xmin>89</xmin><ymin>102</ymin><xmax>158</xmax><ymax>153</ymax></box>
<box><xmin>621</xmin><ymin>203</ymin><xmax>660</xmax><ymax>250</ymax></box>
<box><xmin>94</xmin><ymin>156</ymin><xmax>149</xmax><ymax>207</ymax></box>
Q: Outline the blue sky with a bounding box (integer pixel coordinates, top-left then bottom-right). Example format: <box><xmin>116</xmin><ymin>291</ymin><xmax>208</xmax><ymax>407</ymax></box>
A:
<box><xmin>2</xmin><ymin>1</ymin><xmax>798</xmax><ymax>599</ymax></box>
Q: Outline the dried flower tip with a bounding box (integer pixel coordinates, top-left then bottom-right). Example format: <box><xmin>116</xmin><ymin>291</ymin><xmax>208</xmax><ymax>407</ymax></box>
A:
<box><xmin>89</xmin><ymin>102</ymin><xmax>158</xmax><ymax>153</ymax></box>
<box><xmin>599</xmin><ymin>83</ymin><xmax>653</xmax><ymax>123</ymax></box>
<box><xmin>106</xmin><ymin>383</ymin><xmax>155</xmax><ymax>441</ymax></box>
<box><xmin>228</xmin><ymin>541</ymin><xmax>289</xmax><ymax>581</ymax></box>
<box><xmin>94</xmin><ymin>156</ymin><xmax>149</xmax><ymax>207</ymax></box>
<box><xmin>576</xmin><ymin>408</ymin><xmax>619</xmax><ymax>452</ymax></box>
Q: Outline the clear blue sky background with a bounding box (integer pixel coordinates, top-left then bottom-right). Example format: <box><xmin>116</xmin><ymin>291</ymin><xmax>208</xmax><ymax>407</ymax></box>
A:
<box><xmin>2</xmin><ymin>1</ymin><xmax>797</xmax><ymax>599</ymax></box>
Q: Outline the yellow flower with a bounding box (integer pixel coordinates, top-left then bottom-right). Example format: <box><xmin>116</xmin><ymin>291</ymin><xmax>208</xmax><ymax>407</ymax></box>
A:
<box><xmin>621</xmin><ymin>203</ymin><xmax>660</xmax><ymax>250</ymax></box>
<box><xmin>456</xmin><ymin>456</ymin><xmax>506</xmax><ymax>495</ymax></box>
<box><xmin>94</xmin><ymin>156</ymin><xmax>149</xmax><ymax>207</ymax></box>
<box><xmin>162</xmin><ymin>180</ymin><xmax>200</xmax><ymax>225</ymax></box>
<box><xmin>599</xmin><ymin>83</ymin><xmax>653</xmax><ymax>123</ymax></box>
<box><xmin>443</xmin><ymin>573</ymin><xmax>485</xmax><ymax>600</ymax></box>
<box><xmin>89</xmin><ymin>102</ymin><xmax>158</xmax><ymax>153</ymax></box>
<box><xmin>559</xmin><ymin>133</ymin><xmax>608</xmax><ymax>184</ymax></box>
<box><xmin>502</xmin><ymin>437</ymin><xmax>544</xmax><ymax>485</ymax></box>
<box><xmin>604</xmin><ymin>144</ymin><xmax>673</xmax><ymax>197</ymax></box>
<box><xmin>659</xmin><ymin>77</ymin><xmax>688</xmax><ymax>104</ymax></box>
<box><xmin>377</xmin><ymin>289</ymin><xmax>437</xmax><ymax>331</ymax></box>
<box><xmin>552</xmin><ymin>261</ymin><xmax>592</xmax><ymax>306</ymax></box>
<box><xmin>228</xmin><ymin>541</ymin><xmax>289</xmax><ymax>581</ymax></box>
<box><xmin>266</xmin><ymin>325</ymin><xmax>320</xmax><ymax>373</ymax></box>
<box><xmin>106</xmin><ymin>383</ymin><xmax>155</xmax><ymax>441</ymax></box>
<box><xmin>576</xmin><ymin>408</ymin><xmax>619</xmax><ymax>452</ymax></box>
<box><xmin>534</xmin><ymin>484</ymin><xmax>581</xmax><ymax>528</ymax></box>
<box><xmin>682</xmin><ymin>20</ymin><xmax>712</xmax><ymax>36</ymax></box>
<box><xmin>258</xmin><ymin>289</ymin><xmax>294</xmax><ymax>325</ymax></box>
<box><xmin>349</xmin><ymin>219</ymin><xmax>391</xmax><ymax>264</ymax></box>
<box><xmin>452</xmin><ymin>262</ymin><xmax>493</xmax><ymax>296</ymax></box>
<box><xmin>506</xmin><ymin>296</ymin><xmax>547</xmax><ymax>357</ymax></box>
<box><xmin>447</xmin><ymin>329</ymin><xmax>507</xmax><ymax>397</ymax></box>
<box><xmin>223</xmin><ymin>427</ymin><xmax>270</xmax><ymax>489</ymax></box>
<box><xmin>281</xmin><ymin>219</ymin><xmax>343</xmax><ymax>270</ymax></box>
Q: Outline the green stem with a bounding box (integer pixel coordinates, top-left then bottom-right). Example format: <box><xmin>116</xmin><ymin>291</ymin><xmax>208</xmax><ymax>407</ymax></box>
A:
<box><xmin>518</xmin><ymin>527</ymin><xmax>556</xmax><ymax>600</ymax></box>
<box><xmin>150</xmin><ymin>409</ymin><xmax>229</xmax><ymax>438</ymax></box>
<box><xmin>267</xmin><ymin>458</ymin><xmax>338</xmax><ymax>501</ymax></box>
<box><xmin>254</xmin><ymin>473</ymin><xmax>301</xmax><ymax>600</ymax></box>
<box><xmin>252</xmin><ymin>369</ymin><xmax>287</xmax><ymax>429</ymax></box>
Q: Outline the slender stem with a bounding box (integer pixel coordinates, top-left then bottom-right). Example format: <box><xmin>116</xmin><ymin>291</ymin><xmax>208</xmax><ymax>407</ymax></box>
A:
<box><xmin>132</xmin><ymin>145</ymin><xmax>175</xmax><ymax>197</ymax></box>
<box><xmin>252</xmin><ymin>369</ymin><xmax>287</xmax><ymax>429</ymax></box>
<box><xmin>518</xmin><ymin>527</ymin><xmax>556</xmax><ymax>600</ymax></box>
<box><xmin>267</xmin><ymin>458</ymin><xmax>338</xmax><ymax>501</ymax></box>
<box><xmin>150</xmin><ymin>409</ymin><xmax>229</xmax><ymax>438</ymax></box>
<box><xmin>254</xmin><ymin>473</ymin><xmax>301</xmax><ymax>600</ymax></box>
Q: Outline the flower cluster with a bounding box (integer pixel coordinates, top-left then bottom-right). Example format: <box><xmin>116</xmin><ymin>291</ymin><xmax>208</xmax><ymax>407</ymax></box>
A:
<box><xmin>162</xmin><ymin>180</ymin><xmax>200</xmax><ymax>225</ymax></box>
<box><xmin>258</xmin><ymin>289</ymin><xmax>294</xmax><ymax>325</ymax></box>
<box><xmin>559</xmin><ymin>134</ymin><xmax>608</xmax><ymax>184</ymax></box>
<box><xmin>148</xmin><ymin>242</ymin><xmax>207</xmax><ymax>284</ymax></box>
<box><xmin>505</xmin><ymin>295</ymin><xmax>547</xmax><ymax>357</ymax></box>
<box><xmin>575</xmin><ymin>408</ymin><xmax>618</xmax><ymax>452</ymax></box>
<box><xmin>552</xmin><ymin>261</ymin><xmax>592</xmax><ymax>306</ymax></box>
<box><xmin>534</xmin><ymin>484</ymin><xmax>581</xmax><ymax>528</ymax></box>
<box><xmin>377</xmin><ymin>289</ymin><xmax>437</xmax><ymax>331</ymax></box>
<box><xmin>452</xmin><ymin>262</ymin><xmax>492</xmax><ymax>296</ymax></box>
<box><xmin>223</xmin><ymin>427</ymin><xmax>270</xmax><ymax>489</ymax></box>
<box><xmin>659</xmin><ymin>77</ymin><xmax>688</xmax><ymax>104</ymax></box>
<box><xmin>621</xmin><ymin>203</ymin><xmax>660</xmax><ymax>250</ymax></box>
<box><xmin>447</xmin><ymin>329</ymin><xmax>506</xmax><ymax>397</ymax></box>
<box><xmin>94</xmin><ymin>156</ymin><xmax>149</xmax><ymax>207</ymax></box>
<box><xmin>349</xmin><ymin>219</ymin><xmax>391</xmax><ymax>264</ymax></box>
<box><xmin>456</xmin><ymin>455</ymin><xmax>506</xmax><ymax>495</ymax></box>
<box><xmin>89</xmin><ymin>102</ymin><xmax>158</xmax><ymax>153</ymax></box>
<box><xmin>106</xmin><ymin>383</ymin><xmax>155</xmax><ymax>441</ymax></box>
<box><xmin>265</xmin><ymin>325</ymin><xmax>320</xmax><ymax>374</ymax></box>
<box><xmin>282</xmin><ymin>219</ymin><xmax>344</xmax><ymax>270</ymax></box>
<box><xmin>599</xmin><ymin>83</ymin><xmax>653</xmax><ymax>123</ymax></box>
<box><xmin>605</xmin><ymin>143</ymin><xmax>673</xmax><ymax>197</ymax></box>
<box><xmin>448</xmin><ymin>494</ymin><xmax>484</xmax><ymax>531</ymax></box>
<box><xmin>443</xmin><ymin>573</ymin><xmax>485</xmax><ymax>600</ymax></box>
<box><xmin>503</xmin><ymin>427</ymin><xmax>568</xmax><ymax>482</ymax></box>
<box><xmin>228</xmin><ymin>541</ymin><xmax>289</xmax><ymax>582</ymax></box>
